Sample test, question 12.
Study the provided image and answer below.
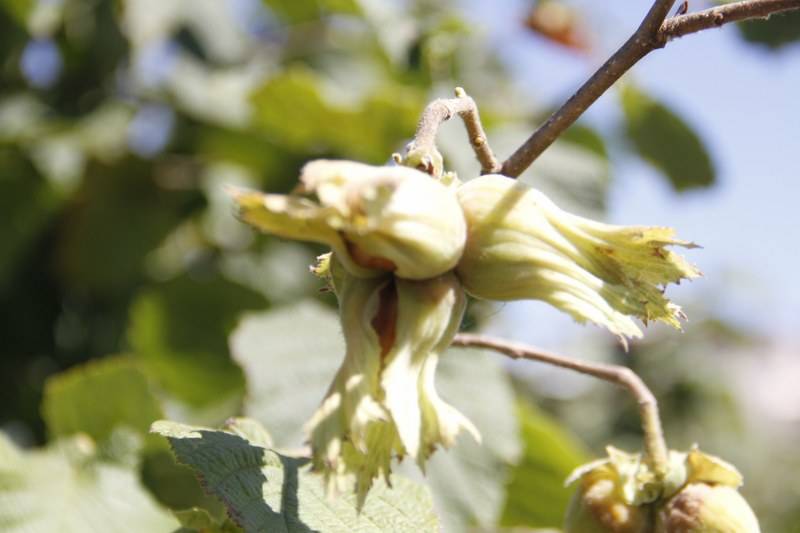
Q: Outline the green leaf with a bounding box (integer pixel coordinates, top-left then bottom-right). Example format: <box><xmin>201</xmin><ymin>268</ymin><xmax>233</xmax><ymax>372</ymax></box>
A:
<box><xmin>151</xmin><ymin>418</ymin><xmax>439</xmax><ymax>533</ymax></box>
<box><xmin>621</xmin><ymin>84</ymin><xmax>716</xmax><ymax>191</ymax></box>
<box><xmin>500</xmin><ymin>401</ymin><xmax>589</xmax><ymax>529</ymax></box>
<box><xmin>231</xmin><ymin>303</ymin><xmax>522</xmax><ymax>532</ymax></box>
<box><xmin>141</xmin><ymin>447</ymin><xmax>230</xmax><ymax>517</ymax></box>
<box><xmin>560</xmin><ymin>123</ymin><xmax>608</xmax><ymax>159</ymax></box>
<box><xmin>0</xmin><ymin>0</ymin><xmax>34</xmax><ymax>27</ymax></box>
<box><xmin>128</xmin><ymin>274</ymin><xmax>268</xmax><ymax>408</ymax></box>
<box><xmin>249</xmin><ymin>70</ymin><xmax>336</xmax><ymax>152</ymax></box>
<box><xmin>735</xmin><ymin>7</ymin><xmax>800</xmax><ymax>49</ymax></box>
<box><xmin>193</xmin><ymin>123</ymin><xmax>304</xmax><ymax>185</ymax></box>
<box><xmin>40</xmin><ymin>355</ymin><xmax>223</xmax><ymax>512</ymax></box>
<box><xmin>353</xmin><ymin>90</ymin><xmax>424</xmax><ymax>162</ymax></box>
<box><xmin>231</xmin><ymin>301</ymin><xmax>343</xmax><ymax>447</ymax></box>
<box><xmin>173</xmin><ymin>507</ymin><xmax>241</xmax><ymax>532</ymax></box>
<box><xmin>0</xmin><ymin>433</ymin><xmax>178</xmax><ymax>533</ymax></box>
<box><xmin>262</xmin><ymin>0</ymin><xmax>360</xmax><ymax>23</ymax></box>
<box><xmin>41</xmin><ymin>355</ymin><xmax>164</xmax><ymax>446</ymax></box>
<box><xmin>250</xmin><ymin>69</ymin><xmax>422</xmax><ymax>163</ymax></box>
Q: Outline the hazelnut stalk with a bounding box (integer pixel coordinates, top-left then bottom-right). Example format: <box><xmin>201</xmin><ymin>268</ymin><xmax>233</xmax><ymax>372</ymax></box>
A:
<box><xmin>452</xmin><ymin>334</ymin><xmax>760</xmax><ymax>532</ymax></box>
<box><xmin>452</xmin><ymin>334</ymin><xmax>669</xmax><ymax>480</ymax></box>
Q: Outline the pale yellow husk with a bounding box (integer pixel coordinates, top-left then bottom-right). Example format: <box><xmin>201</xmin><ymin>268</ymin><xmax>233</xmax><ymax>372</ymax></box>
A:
<box><xmin>305</xmin><ymin>256</ymin><xmax>478</xmax><ymax>507</ymax></box>
<box><xmin>457</xmin><ymin>174</ymin><xmax>701</xmax><ymax>345</ymax></box>
<box><xmin>229</xmin><ymin>160</ymin><xmax>467</xmax><ymax>280</ymax></box>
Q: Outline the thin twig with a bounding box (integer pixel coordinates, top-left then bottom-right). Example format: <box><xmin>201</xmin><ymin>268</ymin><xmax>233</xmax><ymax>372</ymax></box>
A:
<box><xmin>406</xmin><ymin>87</ymin><xmax>502</xmax><ymax>175</ymax></box>
<box><xmin>500</xmin><ymin>0</ymin><xmax>800</xmax><ymax>178</ymax></box>
<box><xmin>660</xmin><ymin>0</ymin><xmax>800</xmax><ymax>41</ymax></box>
<box><xmin>452</xmin><ymin>332</ymin><xmax>669</xmax><ymax>478</ymax></box>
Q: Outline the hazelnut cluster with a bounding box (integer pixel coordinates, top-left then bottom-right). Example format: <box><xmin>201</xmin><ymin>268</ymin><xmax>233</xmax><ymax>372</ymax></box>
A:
<box><xmin>230</xmin><ymin>159</ymin><xmax>699</xmax><ymax>504</ymax></box>
<box><xmin>565</xmin><ymin>447</ymin><xmax>760</xmax><ymax>532</ymax></box>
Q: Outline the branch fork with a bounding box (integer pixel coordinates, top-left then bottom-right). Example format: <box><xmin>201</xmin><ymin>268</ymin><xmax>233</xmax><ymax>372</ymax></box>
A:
<box><xmin>401</xmin><ymin>87</ymin><xmax>501</xmax><ymax>176</ymax></box>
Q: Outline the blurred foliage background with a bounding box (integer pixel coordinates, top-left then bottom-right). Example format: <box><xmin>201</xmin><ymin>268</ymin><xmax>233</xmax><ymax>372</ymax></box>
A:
<box><xmin>1</xmin><ymin>0</ymin><xmax>799</xmax><ymax>531</ymax></box>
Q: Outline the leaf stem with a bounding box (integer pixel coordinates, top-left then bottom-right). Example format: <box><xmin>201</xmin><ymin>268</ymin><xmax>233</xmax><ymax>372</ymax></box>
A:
<box><xmin>452</xmin><ymin>332</ymin><xmax>669</xmax><ymax>478</ymax></box>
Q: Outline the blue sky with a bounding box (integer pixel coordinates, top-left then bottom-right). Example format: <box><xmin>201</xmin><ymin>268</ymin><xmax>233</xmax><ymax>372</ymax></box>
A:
<box><xmin>463</xmin><ymin>0</ymin><xmax>800</xmax><ymax>344</ymax></box>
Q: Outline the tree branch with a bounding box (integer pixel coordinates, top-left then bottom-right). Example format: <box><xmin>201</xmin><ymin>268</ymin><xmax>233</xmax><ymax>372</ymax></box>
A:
<box><xmin>500</xmin><ymin>0</ymin><xmax>800</xmax><ymax>178</ymax></box>
<box><xmin>660</xmin><ymin>0</ymin><xmax>800</xmax><ymax>41</ymax></box>
<box><xmin>500</xmin><ymin>0</ymin><xmax>676</xmax><ymax>177</ymax></box>
<box><xmin>452</xmin><ymin>332</ymin><xmax>669</xmax><ymax>478</ymax></box>
<box><xmin>404</xmin><ymin>87</ymin><xmax>501</xmax><ymax>175</ymax></box>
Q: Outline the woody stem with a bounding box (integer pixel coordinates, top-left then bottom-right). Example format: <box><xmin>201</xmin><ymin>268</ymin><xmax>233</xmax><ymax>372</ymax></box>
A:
<box><xmin>452</xmin><ymin>332</ymin><xmax>669</xmax><ymax>478</ymax></box>
<box><xmin>405</xmin><ymin>87</ymin><xmax>501</xmax><ymax>175</ymax></box>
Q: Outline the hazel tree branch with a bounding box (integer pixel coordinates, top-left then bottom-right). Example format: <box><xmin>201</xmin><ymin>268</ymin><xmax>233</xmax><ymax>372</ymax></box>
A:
<box><xmin>452</xmin><ymin>332</ymin><xmax>669</xmax><ymax>478</ymax></box>
<box><xmin>499</xmin><ymin>0</ymin><xmax>676</xmax><ymax>177</ymax></box>
<box><xmin>500</xmin><ymin>0</ymin><xmax>800</xmax><ymax>178</ymax></box>
<box><xmin>403</xmin><ymin>87</ymin><xmax>502</xmax><ymax>175</ymax></box>
<box><xmin>660</xmin><ymin>0</ymin><xmax>800</xmax><ymax>40</ymax></box>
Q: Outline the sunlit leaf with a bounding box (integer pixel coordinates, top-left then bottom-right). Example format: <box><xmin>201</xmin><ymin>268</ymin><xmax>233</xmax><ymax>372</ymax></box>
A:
<box><xmin>0</xmin><ymin>433</ymin><xmax>179</xmax><ymax>532</ymax></box>
<box><xmin>39</xmin><ymin>353</ymin><xmax>226</xmax><ymax>513</ymax></box>
<box><xmin>354</xmin><ymin>89</ymin><xmax>424</xmax><ymax>161</ymax></box>
<box><xmin>230</xmin><ymin>300</ymin><xmax>341</xmax><ymax>447</ymax></box>
<box><xmin>500</xmin><ymin>401</ymin><xmax>589</xmax><ymax>529</ymax></box>
<box><xmin>41</xmin><ymin>355</ymin><xmax>164</xmax><ymax>446</ymax></box>
<box><xmin>250</xmin><ymin>69</ymin><xmax>421</xmax><ymax>163</ymax></box>
<box><xmin>128</xmin><ymin>274</ymin><xmax>268</xmax><ymax>408</ymax></box>
<box><xmin>250</xmin><ymin>69</ymin><xmax>337</xmax><ymax>151</ymax></box>
<box><xmin>263</xmin><ymin>0</ymin><xmax>359</xmax><ymax>23</ymax></box>
<box><xmin>621</xmin><ymin>84</ymin><xmax>715</xmax><ymax>191</ymax></box>
<box><xmin>152</xmin><ymin>417</ymin><xmax>439</xmax><ymax>533</ymax></box>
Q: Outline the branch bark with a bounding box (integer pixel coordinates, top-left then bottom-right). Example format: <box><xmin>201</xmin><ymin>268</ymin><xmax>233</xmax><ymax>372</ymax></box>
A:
<box><xmin>405</xmin><ymin>87</ymin><xmax>502</xmax><ymax>175</ymax></box>
<box><xmin>452</xmin><ymin>332</ymin><xmax>669</xmax><ymax>478</ymax></box>
<box><xmin>501</xmin><ymin>0</ymin><xmax>800</xmax><ymax>178</ymax></box>
<box><xmin>660</xmin><ymin>0</ymin><xmax>800</xmax><ymax>40</ymax></box>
